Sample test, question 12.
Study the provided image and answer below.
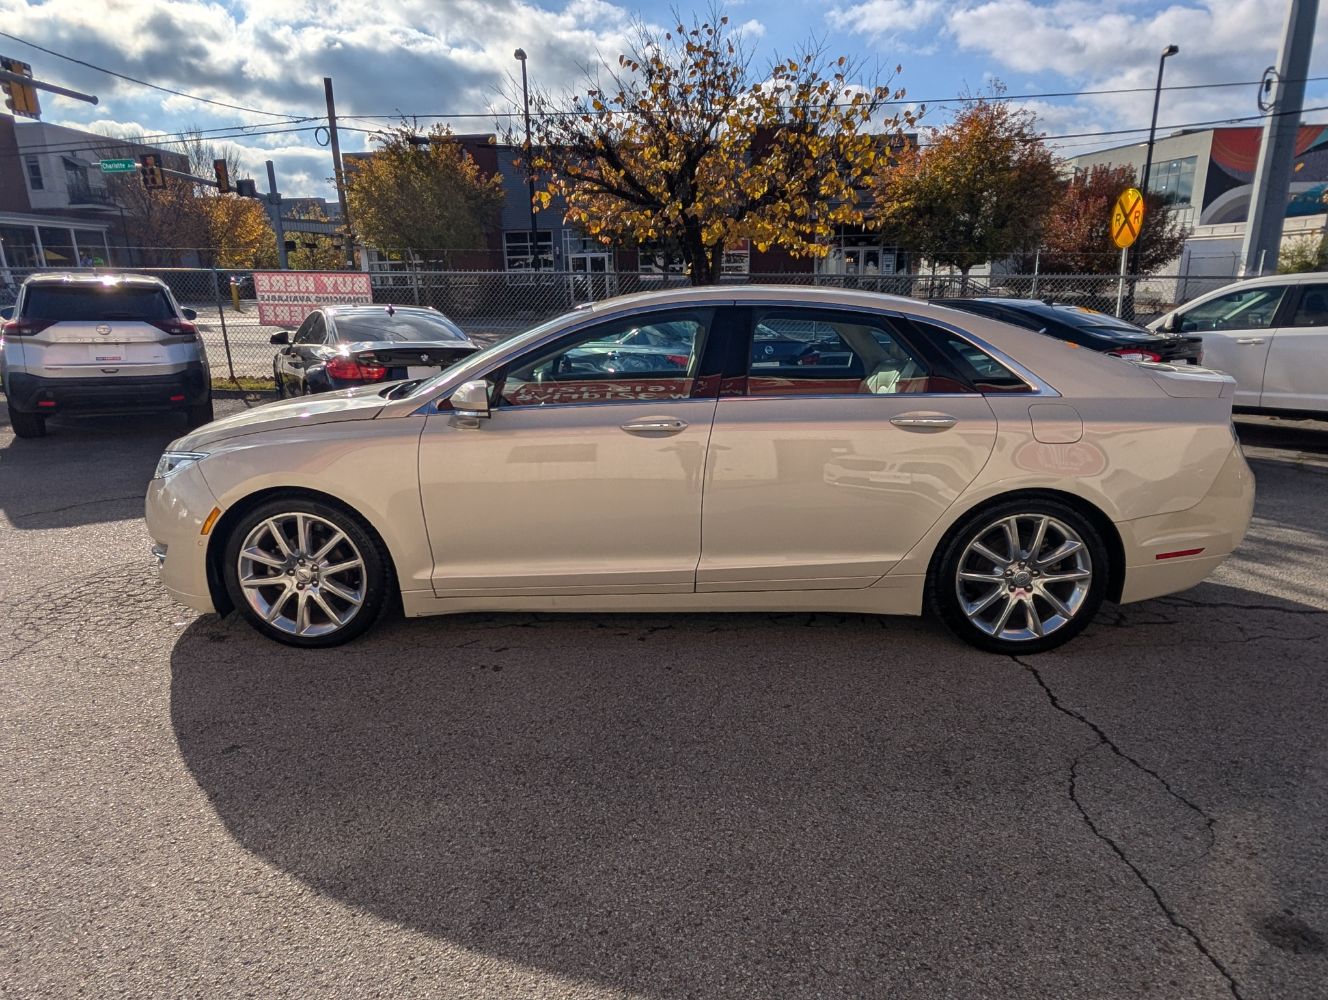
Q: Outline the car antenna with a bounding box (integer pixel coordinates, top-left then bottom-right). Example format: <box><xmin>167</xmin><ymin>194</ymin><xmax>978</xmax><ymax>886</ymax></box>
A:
<box><xmin>385</xmin><ymin>304</ymin><xmax>396</xmax><ymax>316</ymax></box>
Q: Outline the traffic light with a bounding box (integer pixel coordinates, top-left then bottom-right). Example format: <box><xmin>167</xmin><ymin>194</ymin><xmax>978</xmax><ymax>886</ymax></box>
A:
<box><xmin>234</xmin><ymin>178</ymin><xmax>258</xmax><ymax>199</ymax></box>
<box><xmin>1</xmin><ymin>57</ymin><xmax>41</xmax><ymax>119</ymax></box>
<box><xmin>139</xmin><ymin>153</ymin><xmax>164</xmax><ymax>190</ymax></box>
<box><xmin>213</xmin><ymin>158</ymin><xmax>230</xmax><ymax>194</ymax></box>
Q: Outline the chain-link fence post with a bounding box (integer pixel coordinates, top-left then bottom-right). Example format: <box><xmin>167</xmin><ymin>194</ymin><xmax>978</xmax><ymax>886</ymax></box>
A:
<box><xmin>210</xmin><ymin>267</ymin><xmax>238</xmax><ymax>383</ymax></box>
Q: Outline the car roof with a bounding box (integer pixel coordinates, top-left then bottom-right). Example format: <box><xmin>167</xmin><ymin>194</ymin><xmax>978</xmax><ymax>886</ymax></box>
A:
<box><xmin>327</xmin><ymin>304</ymin><xmax>441</xmax><ymax>316</ymax></box>
<box><xmin>21</xmin><ymin>272</ymin><xmax>170</xmax><ymax>289</ymax></box>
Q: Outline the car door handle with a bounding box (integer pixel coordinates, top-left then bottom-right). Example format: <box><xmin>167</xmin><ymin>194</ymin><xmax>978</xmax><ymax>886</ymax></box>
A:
<box><xmin>890</xmin><ymin>413</ymin><xmax>957</xmax><ymax>430</ymax></box>
<box><xmin>621</xmin><ymin>417</ymin><xmax>688</xmax><ymax>434</ymax></box>
<box><xmin>1236</xmin><ymin>337</ymin><xmax>1266</xmax><ymax>345</ymax></box>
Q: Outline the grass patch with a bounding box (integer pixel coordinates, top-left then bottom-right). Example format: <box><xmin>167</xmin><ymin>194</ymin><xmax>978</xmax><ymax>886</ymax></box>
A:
<box><xmin>213</xmin><ymin>375</ymin><xmax>277</xmax><ymax>393</ymax></box>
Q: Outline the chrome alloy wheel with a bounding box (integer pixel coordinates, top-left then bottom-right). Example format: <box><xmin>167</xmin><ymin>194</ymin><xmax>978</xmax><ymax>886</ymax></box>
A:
<box><xmin>955</xmin><ymin>514</ymin><xmax>1093</xmax><ymax>642</ymax></box>
<box><xmin>236</xmin><ymin>512</ymin><xmax>367</xmax><ymax>637</ymax></box>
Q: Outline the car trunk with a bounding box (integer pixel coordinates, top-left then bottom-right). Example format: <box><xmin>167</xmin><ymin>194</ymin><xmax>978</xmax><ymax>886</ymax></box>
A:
<box><xmin>21</xmin><ymin>285</ymin><xmax>185</xmax><ymax>372</ymax></box>
<box><xmin>348</xmin><ymin>340</ymin><xmax>476</xmax><ymax>379</ymax></box>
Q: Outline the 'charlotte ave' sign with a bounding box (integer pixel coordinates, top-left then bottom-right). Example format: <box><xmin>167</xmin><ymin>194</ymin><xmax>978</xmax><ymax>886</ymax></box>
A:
<box><xmin>254</xmin><ymin>271</ymin><xmax>373</xmax><ymax>327</ymax></box>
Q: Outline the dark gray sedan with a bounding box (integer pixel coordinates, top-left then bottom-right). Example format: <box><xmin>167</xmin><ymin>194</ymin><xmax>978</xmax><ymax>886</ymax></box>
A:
<box><xmin>271</xmin><ymin>305</ymin><xmax>478</xmax><ymax>396</ymax></box>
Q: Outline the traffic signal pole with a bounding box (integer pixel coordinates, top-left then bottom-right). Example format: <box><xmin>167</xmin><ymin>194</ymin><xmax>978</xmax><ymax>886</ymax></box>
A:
<box><xmin>266</xmin><ymin>160</ymin><xmax>288</xmax><ymax>270</ymax></box>
<box><xmin>1240</xmin><ymin>0</ymin><xmax>1319</xmax><ymax>275</ymax></box>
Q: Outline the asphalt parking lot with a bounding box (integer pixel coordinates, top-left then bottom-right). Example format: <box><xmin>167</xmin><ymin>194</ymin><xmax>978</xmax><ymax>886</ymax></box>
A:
<box><xmin>2</xmin><ymin>401</ymin><xmax>1326</xmax><ymax>1000</ymax></box>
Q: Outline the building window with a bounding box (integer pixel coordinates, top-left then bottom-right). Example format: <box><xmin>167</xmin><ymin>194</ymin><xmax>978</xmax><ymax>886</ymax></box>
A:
<box><xmin>722</xmin><ymin>238</ymin><xmax>750</xmax><ymax>276</ymax></box>
<box><xmin>1149</xmin><ymin>156</ymin><xmax>1196</xmax><ymax>207</ymax></box>
<box><xmin>503</xmin><ymin>230</ymin><xmax>553</xmax><ymax>271</ymax></box>
<box><xmin>25</xmin><ymin>155</ymin><xmax>43</xmax><ymax>191</ymax></box>
<box><xmin>817</xmin><ymin>233</ymin><xmax>900</xmax><ymax>276</ymax></box>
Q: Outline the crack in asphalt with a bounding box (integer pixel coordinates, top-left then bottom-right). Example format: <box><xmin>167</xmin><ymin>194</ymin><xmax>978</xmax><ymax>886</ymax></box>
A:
<box><xmin>11</xmin><ymin>493</ymin><xmax>143</xmax><ymax>521</ymax></box>
<box><xmin>1014</xmin><ymin>655</ymin><xmax>1242</xmax><ymax>1000</ymax></box>
<box><xmin>1156</xmin><ymin>596</ymin><xmax>1327</xmax><ymax>617</ymax></box>
<box><xmin>1067</xmin><ymin>758</ymin><xmax>1246</xmax><ymax>1000</ymax></box>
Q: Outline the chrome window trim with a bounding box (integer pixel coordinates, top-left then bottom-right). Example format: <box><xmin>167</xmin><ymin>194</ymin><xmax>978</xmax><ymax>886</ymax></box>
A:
<box><xmin>411</xmin><ymin>295</ymin><xmax>1059</xmax><ymax>414</ymax></box>
<box><xmin>731</xmin><ymin>298</ymin><xmax>1060</xmax><ymax>398</ymax></box>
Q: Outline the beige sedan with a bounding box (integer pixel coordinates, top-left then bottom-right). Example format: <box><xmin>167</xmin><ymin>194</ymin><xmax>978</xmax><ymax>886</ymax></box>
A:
<box><xmin>146</xmin><ymin>286</ymin><xmax>1254</xmax><ymax>654</ymax></box>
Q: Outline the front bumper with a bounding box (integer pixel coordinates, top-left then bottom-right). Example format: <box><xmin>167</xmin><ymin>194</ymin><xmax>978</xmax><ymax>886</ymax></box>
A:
<box><xmin>145</xmin><ymin>460</ymin><xmax>222</xmax><ymax>613</ymax></box>
<box><xmin>1116</xmin><ymin>442</ymin><xmax>1255</xmax><ymax>603</ymax></box>
<box><xmin>6</xmin><ymin>366</ymin><xmax>209</xmax><ymax>415</ymax></box>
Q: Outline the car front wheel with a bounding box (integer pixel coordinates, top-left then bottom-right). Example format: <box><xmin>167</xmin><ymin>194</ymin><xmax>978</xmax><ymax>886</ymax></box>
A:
<box><xmin>928</xmin><ymin>498</ymin><xmax>1108</xmax><ymax>654</ymax></box>
<box><xmin>221</xmin><ymin>497</ymin><xmax>392</xmax><ymax>647</ymax></box>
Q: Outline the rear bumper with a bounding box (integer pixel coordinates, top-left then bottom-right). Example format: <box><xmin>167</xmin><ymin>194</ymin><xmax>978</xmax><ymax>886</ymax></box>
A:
<box><xmin>6</xmin><ymin>366</ymin><xmax>209</xmax><ymax>414</ymax></box>
<box><xmin>1116</xmin><ymin>441</ymin><xmax>1255</xmax><ymax>603</ymax></box>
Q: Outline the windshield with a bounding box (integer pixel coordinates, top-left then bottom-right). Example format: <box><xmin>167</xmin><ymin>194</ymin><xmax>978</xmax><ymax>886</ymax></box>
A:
<box><xmin>334</xmin><ymin>311</ymin><xmax>467</xmax><ymax>343</ymax></box>
<box><xmin>23</xmin><ymin>284</ymin><xmax>174</xmax><ymax>322</ymax></box>
<box><xmin>403</xmin><ymin>312</ymin><xmax>581</xmax><ymax>398</ymax></box>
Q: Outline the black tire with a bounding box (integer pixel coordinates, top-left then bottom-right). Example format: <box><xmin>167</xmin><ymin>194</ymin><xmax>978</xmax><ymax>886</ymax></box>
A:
<box><xmin>926</xmin><ymin>497</ymin><xmax>1109</xmax><ymax>655</ymax></box>
<box><xmin>7</xmin><ymin>402</ymin><xmax>46</xmax><ymax>439</ymax></box>
<box><xmin>185</xmin><ymin>395</ymin><xmax>214</xmax><ymax>428</ymax></box>
<box><xmin>221</xmin><ymin>495</ymin><xmax>393</xmax><ymax>648</ymax></box>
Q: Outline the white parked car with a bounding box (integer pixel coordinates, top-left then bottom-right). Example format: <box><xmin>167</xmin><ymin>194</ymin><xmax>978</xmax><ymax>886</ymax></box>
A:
<box><xmin>146</xmin><ymin>286</ymin><xmax>1254</xmax><ymax>655</ymax></box>
<box><xmin>1150</xmin><ymin>272</ymin><xmax>1327</xmax><ymax>417</ymax></box>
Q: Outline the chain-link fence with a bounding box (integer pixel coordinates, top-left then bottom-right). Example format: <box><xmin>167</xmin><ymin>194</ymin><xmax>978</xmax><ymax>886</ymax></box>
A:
<box><xmin>1</xmin><ymin>266</ymin><xmax>1240</xmax><ymax>382</ymax></box>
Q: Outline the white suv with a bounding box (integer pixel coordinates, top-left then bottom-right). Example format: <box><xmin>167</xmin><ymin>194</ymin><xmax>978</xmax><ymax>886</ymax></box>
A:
<box><xmin>1150</xmin><ymin>272</ymin><xmax>1327</xmax><ymax>417</ymax></box>
<box><xmin>1</xmin><ymin>273</ymin><xmax>213</xmax><ymax>438</ymax></box>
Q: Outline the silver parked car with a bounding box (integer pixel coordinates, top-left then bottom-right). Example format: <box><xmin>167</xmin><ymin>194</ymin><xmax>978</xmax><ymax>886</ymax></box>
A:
<box><xmin>147</xmin><ymin>286</ymin><xmax>1254</xmax><ymax>655</ymax></box>
<box><xmin>1</xmin><ymin>272</ymin><xmax>213</xmax><ymax>438</ymax></box>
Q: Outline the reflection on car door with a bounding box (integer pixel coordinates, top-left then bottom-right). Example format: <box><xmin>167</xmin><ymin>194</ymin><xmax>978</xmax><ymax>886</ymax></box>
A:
<box><xmin>417</xmin><ymin>308</ymin><xmax>726</xmax><ymax>596</ymax></box>
<box><xmin>1260</xmin><ymin>283</ymin><xmax>1328</xmax><ymax>412</ymax></box>
<box><xmin>697</xmin><ymin>308</ymin><xmax>1000</xmax><ymax>591</ymax></box>
<box><xmin>1178</xmin><ymin>285</ymin><xmax>1288</xmax><ymax>406</ymax></box>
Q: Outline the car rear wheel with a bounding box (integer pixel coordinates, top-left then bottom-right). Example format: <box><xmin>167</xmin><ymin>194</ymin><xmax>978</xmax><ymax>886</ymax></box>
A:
<box><xmin>928</xmin><ymin>498</ymin><xmax>1108</xmax><ymax>654</ymax></box>
<box><xmin>221</xmin><ymin>497</ymin><xmax>392</xmax><ymax>647</ymax></box>
<box><xmin>7</xmin><ymin>402</ymin><xmax>46</xmax><ymax>439</ymax></box>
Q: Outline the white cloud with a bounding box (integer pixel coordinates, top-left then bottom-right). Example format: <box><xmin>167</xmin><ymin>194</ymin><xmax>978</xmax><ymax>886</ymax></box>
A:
<box><xmin>827</xmin><ymin>0</ymin><xmax>945</xmax><ymax>39</ymax></box>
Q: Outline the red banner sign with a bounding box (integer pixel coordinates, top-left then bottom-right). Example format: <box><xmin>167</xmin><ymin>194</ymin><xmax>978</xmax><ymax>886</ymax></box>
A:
<box><xmin>254</xmin><ymin>271</ymin><xmax>373</xmax><ymax>327</ymax></box>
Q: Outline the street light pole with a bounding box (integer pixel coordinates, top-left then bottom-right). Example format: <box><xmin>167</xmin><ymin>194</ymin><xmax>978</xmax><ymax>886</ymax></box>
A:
<box><xmin>514</xmin><ymin>48</ymin><xmax>540</xmax><ymax>271</ymax></box>
<box><xmin>1135</xmin><ymin>44</ymin><xmax>1179</xmax><ymax>274</ymax></box>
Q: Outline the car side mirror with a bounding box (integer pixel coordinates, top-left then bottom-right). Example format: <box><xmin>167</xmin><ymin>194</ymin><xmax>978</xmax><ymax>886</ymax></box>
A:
<box><xmin>181</xmin><ymin>307</ymin><xmax>197</xmax><ymax>321</ymax></box>
<box><xmin>1160</xmin><ymin>312</ymin><xmax>1181</xmax><ymax>333</ymax></box>
<box><xmin>269</xmin><ymin>330</ymin><xmax>290</xmax><ymax>345</ymax></box>
<box><xmin>451</xmin><ymin>379</ymin><xmax>492</xmax><ymax>420</ymax></box>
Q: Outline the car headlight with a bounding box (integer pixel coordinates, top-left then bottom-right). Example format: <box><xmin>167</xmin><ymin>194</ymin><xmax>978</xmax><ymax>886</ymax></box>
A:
<box><xmin>153</xmin><ymin>451</ymin><xmax>208</xmax><ymax>479</ymax></box>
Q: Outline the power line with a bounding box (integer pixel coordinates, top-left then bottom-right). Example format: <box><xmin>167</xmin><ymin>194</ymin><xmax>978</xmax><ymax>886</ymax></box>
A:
<box><xmin>339</xmin><ymin>74</ymin><xmax>1328</xmax><ymax>120</ymax></box>
<box><xmin>0</xmin><ymin>125</ymin><xmax>323</xmax><ymax>162</ymax></box>
<box><xmin>0</xmin><ymin>29</ymin><xmax>306</xmax><ymax>120</ymax></box>
<box><xmin>0</xmin><ymin>119</ymin><xmax>321</xmax><ymax>159</ymax></box>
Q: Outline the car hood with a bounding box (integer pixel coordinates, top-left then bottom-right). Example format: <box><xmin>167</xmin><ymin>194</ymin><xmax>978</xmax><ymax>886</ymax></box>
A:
<box><xmin>175</xmin><ymin>386</ymin><xmax>387</xmax><ymax>450</ymax></box>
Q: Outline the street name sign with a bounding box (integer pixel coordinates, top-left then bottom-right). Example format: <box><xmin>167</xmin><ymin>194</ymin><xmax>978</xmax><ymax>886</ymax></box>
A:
<box><xmin>1110</xmin><ymin>187</ymin><xmax>1145</xmax><ymax>249</ymax></box>
<box><xmin>99</xmin><ymin>158</ymin><xmax>137</xmax><ymax>174</ymax></box>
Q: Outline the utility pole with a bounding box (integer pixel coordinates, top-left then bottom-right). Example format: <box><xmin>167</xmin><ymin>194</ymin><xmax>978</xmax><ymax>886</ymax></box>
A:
<box><xmin>324</xmin><ymin>77</ymin><xmax>355</xmax><ymax>268</ymax></box>
<box><xmin>1240</xmin><ymin>0</ymin><xmax>1319</xmax><ymax>275</ymax></box>
<box><xmin>267</xmin><ymin>160</ymin><xmax>288</xmax><ymax>270</ymax></box>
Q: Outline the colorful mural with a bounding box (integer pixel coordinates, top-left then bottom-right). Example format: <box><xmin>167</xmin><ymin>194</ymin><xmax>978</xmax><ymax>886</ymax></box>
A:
<box><xmin>1204</xmin><ymin>126</ymin><xmax>1328</xmax><ymax>221</ymax></box>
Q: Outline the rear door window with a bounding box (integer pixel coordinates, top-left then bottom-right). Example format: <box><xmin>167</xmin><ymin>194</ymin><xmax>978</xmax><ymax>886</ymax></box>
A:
<box><xmin>23</xmin><ymin>285</ymin><xmax>173</xmax><ymax>322</ymax></box>
<box><xmin>1287</xmin><ymin>284</ymin><xmax>1328</xmax><ymax>327</ymax></box>
<box><xmin>908</xmin><ymin>320</ymin><xmax>1034</xmax><ymax>393</ymax></box>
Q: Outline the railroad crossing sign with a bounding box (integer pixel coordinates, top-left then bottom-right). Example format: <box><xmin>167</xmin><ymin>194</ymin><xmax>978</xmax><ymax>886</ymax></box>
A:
<box><xmin>1110</xmin><ymin>187</ymin><xmax>1146</xmax><ymax>249</ymax></box>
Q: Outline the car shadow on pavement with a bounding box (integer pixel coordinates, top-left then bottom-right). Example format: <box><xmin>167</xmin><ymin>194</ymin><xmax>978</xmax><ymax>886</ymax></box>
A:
<box><xmin>0</xmin><ymin>409</ymin><xmax>188</xmax><ymax>529</ymax></box>
<box><xmin>168</xmin><ymin>580</ymin><xmax>1328</xmax><ymax>999</ymax></box>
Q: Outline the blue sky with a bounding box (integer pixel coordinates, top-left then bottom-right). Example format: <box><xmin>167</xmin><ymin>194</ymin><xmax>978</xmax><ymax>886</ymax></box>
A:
<box><xmin>4</xmin><ymin>0</ymin><xmax>1327</xmax><ymax>199</ymax></box>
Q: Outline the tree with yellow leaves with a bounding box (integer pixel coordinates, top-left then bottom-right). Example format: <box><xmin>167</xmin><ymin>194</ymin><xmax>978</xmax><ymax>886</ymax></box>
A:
<box><xmin>197</xmin><ymin>194</ymin><xmax>279</xmax><ymax>268</ymax></box>
<box><xmin>523</xmin><ymin>16</ymin><xmax>915</xmax><ymax>285</ymax></box>
<box><xmin>345</xmin><ymin>124</ymin><xmax>505</xmax><ymax>260</ymax></box>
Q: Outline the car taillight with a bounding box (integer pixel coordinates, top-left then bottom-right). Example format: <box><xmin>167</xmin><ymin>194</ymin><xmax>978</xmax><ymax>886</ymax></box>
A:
<box><xmin>1108</xmin><ymin>349</ymin><xmax>1162</xmax><ymax>363</ymax></box>
<box><xmin>797</xmin><ymin>352</ymin><xmax>821</xmax><ymax>365</ymax></box>
<box><xmin>150</xmin><ymin>318</ymin><xmax>198</xmax><ymax>336</ymax></box>
<box><xmin>665</xmin><ymin>353</ymin><xmax>689</xmax><ymax>368</ymax></box>
<box><xmin>326</xmin><ymin>356</ymin><xmax>388</xmax><ymax>382</ymax></box>
<box><xmin>2</xmin><ymin>319</ymin><xmax>54</xmax><ymax>336</ymax></box>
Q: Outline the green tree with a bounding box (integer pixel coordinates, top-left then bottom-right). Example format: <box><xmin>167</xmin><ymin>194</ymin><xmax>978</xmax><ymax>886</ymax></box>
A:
<box><xmin>523</xmin><ymin>15</ymin><xmax>914</xmax><ymax>285</ymax></box>
<box><xmin>1277</xmin><ymin>234</ymin><xmax>1328</xmax><ymax>274</ymax></box>
<box><xmin>345</xmin><ymin>124</ymin><xmax>505</xmax><ymax>260</ymax></box>
<box><xmin>874</xmin><ymin>91</ymin><xmax>1059</xmax><ymax>283</ymax></box>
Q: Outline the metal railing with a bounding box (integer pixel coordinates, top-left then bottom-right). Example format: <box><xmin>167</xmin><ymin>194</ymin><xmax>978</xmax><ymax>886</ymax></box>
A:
<box><xmin>0</xmin><ymin>266</ymin><xmax>1239</xmax><ymax>381</ymax></box>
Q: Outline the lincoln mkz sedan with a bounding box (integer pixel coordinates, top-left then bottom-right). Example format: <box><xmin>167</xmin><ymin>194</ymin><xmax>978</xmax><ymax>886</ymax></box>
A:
<box><xmin>146</xmin><ymin>286</ymin><xmax>1254</xmax><ymax>654</ymax></box>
